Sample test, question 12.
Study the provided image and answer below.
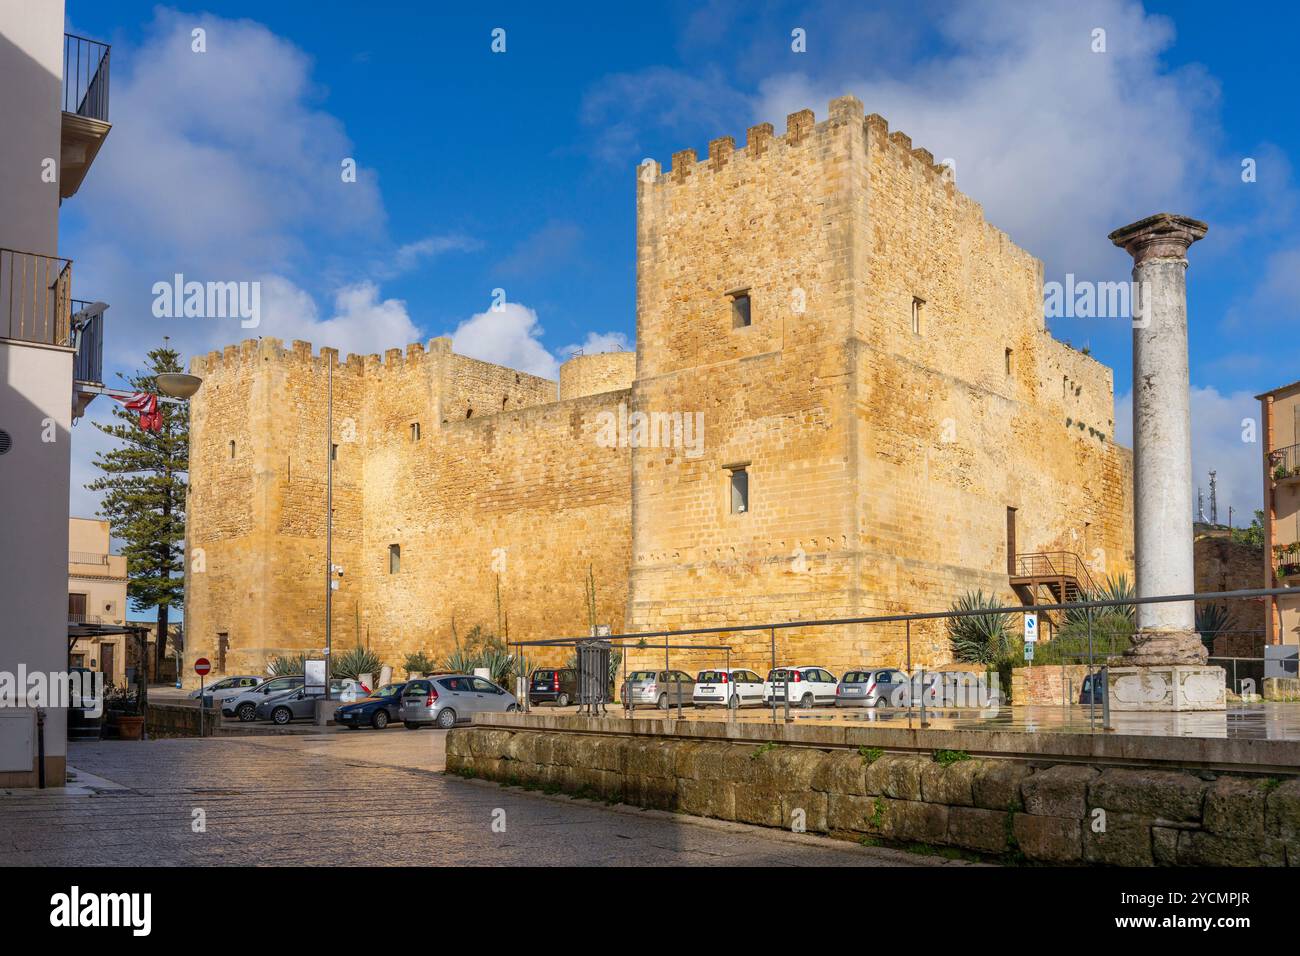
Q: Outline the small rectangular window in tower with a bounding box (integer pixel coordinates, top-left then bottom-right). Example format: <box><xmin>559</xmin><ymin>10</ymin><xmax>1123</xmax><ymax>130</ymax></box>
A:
<box><xmin>728</xmin><ymin>467</ymin><xmax>749</xmax><ymax>515</ymax></box>
<box><xmin>331</xmin><ymin>443</ymin><xmax>338</xmax><ymax>461</ymax></box>
<box><xmin>389</xmin><ymin>544</ymin><xmax>400</xmax><ymax>574</ymax></box>
<box><xmin>229</xmin><ymin>440</ymin><xmax>235</xmax><ymax>459</ymax></box>
<box><xmin>730</xmin><ymin>290</ymin><xmax>752</xmax><ymax>329</ymax></box>
<box><xmin>410</xmin><ymin>422</ymin><xmax>421</xmax><ymax>442</ymax></box>
<box><xmin>1005</xmin><ymin>348</ymin><xmax>1013</xmax><ymax>375</ymax></box>
<box><xmin>911</xmin><ymin>297</ymin><xmax>924</xmax><ymax>335</ymax></box>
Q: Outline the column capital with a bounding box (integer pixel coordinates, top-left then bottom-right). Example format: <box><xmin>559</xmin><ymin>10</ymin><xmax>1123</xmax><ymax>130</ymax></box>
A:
<box><xmin>1109</xmin><ymin>213</ymin><xmax>1208</xmax><ymax>266</ymax></box>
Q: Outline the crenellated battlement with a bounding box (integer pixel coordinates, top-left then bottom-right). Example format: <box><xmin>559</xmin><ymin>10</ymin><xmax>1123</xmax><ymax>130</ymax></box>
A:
<box><xmin>640</xmin><ymin>94</ymin><xmax>1031</xmax><ymax>269</ymax></box>
<box><xmin>190</xmin><ymin>335</ymin><xmax>457</xmax><ymax>379</ymax></box>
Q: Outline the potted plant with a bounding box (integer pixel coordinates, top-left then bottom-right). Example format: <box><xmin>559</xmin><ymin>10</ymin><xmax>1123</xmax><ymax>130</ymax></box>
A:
<box><xmin>1274</xmin><ymin>463</ymin><xmax>1290</xmax><ymax>481</ymax></box>
<box><xmin>104</xmin><ymin>687</ymin><xmax>144</xmax><ymax>740</ymax></box>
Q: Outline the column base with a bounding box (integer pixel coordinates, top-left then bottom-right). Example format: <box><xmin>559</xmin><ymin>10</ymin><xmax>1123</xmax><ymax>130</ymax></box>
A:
<box><xmin>1105</xmin><ymin>665</ymin><xmax>1225</xmax><ymax>712</ymax></box>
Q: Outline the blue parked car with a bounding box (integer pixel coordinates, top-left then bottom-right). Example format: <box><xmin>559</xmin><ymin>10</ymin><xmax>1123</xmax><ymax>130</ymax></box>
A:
<box><xmin>1079</xmin><ymin>672</ymin><xmax>1106</xmax><ymax>705</ymax></box>
<box><xmin>334</xmin><ymin>682</ymin><xmax>408</xmax><ymax>730</ymax></box>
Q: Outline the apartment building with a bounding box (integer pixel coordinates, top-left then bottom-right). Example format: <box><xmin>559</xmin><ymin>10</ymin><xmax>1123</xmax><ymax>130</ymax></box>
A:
<box><xmin>1259</xmin><ymin>380</ymin><xmax>1300</xmax><ymax>647</ymax></box>
<box><xmin>0</xmin><ymin>1</ymin><xmax>112</xmax><ymax>786</ymax></box>
<box><xmin>68</xmin><ymin>518</ymin><xmax>128</xmax><ymax>686</ymax></box>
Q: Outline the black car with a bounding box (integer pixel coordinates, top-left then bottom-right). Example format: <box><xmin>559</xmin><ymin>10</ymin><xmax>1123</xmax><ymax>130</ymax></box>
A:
<box><xmin>528</xmin><ymin>667</ymin><xmax>578</xmax><ymax>707</ymax></box>
<box><xmin>334</xmin><ymin>682</ymin><xmax>408</xmax><ymax>730</ymax></box>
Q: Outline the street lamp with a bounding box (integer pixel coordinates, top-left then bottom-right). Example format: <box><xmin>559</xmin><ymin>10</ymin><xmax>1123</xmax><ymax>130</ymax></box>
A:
<box><xmin>155</xmin><ymin>372</ymin><xmax>203</xmax><ymax>400</ymax></box>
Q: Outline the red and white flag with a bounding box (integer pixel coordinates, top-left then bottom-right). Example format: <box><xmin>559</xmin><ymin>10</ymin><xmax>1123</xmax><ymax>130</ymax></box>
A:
<box><xmin>113</xmin><ymin>392</ymin><xmax>162</xmax><ymax>432</ymax></box>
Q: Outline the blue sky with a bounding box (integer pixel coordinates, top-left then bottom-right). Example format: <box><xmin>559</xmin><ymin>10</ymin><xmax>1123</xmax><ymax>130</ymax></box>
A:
<box><xmin>62</xmin><ymin>0</ymin><xmax>1298</xmax><ymax>525</ymax></box>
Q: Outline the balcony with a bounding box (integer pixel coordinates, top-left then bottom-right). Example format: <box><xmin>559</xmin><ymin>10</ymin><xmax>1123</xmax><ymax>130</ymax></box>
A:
<box><xmin>1268</xmin><ymin>444</ymin><xmax>1300</xmax><ymax>485</ymax></box>
<box><xmin>1</xmin><ymin>249</ymin><xmax>109</xmax><ymax>417</ymax></box>
<box><xmin>61</xmin><ymin>33</ymin><xmax>112</xmax><ymax>200</ymax></box>
<box><xmin>0</xmin><ymin>248</ymin><xmax>71</xmax><ymax>346</ymax></box>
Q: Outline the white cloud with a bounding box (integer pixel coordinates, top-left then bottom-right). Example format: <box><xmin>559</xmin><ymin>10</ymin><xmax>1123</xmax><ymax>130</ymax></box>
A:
<box><xmin>1116</xmin><ymin>386</ymin><xmax>1264</xmax><ymax>523</ymax></box>
<box><xmin>559</xmin><ymin>331</ymin><xmax>633</xmax><ymax>358</ymax></box>
<box><xmin>750</xmin><ymin>0</ymin><xmax>1219</xmax><ymax>281</ymax></box>
<box><xmin>448</xmin><ymin>302</ymin><xmax>563</xmax><ymax>379</ymax></box>
<box><xmin>259</xmin><ymin>277</ymin><xmax>421</xmax><ymax>359</ymax></box>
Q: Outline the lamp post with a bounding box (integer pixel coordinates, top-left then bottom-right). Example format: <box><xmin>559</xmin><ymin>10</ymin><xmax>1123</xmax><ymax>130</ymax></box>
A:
<box><xmin>150</xmin><ymin>371</ymin><xmax>203</xmax><ymax>735</ymax></box>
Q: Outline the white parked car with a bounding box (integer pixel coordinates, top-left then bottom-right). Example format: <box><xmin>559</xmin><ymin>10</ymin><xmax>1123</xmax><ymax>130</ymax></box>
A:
<box><xmin>693</xmin><ymin>669</ymin><xmax>765</xmax><ymax>709</ymax></box>
<box><xmin>764</xmin><ymin>665</ymin><xmax>839</xmax><ymax>709</ymax></box>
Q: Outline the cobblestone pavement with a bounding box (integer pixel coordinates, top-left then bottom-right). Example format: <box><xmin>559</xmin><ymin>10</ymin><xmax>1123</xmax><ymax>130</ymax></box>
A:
<box><xmin>0</xmin><ymin>732</ymin><xmax>964</xmax><ymax>867</ymax></box>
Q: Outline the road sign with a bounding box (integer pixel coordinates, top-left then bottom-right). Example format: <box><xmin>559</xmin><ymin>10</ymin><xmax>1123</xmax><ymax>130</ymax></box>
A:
<box><xmin>1024</xmin><ymin>642</ymin><xmax>1035</xmax><ymax>662</ymax></box>
<box><xmin>1024</xmin><ymin>613</ymin><xmax>1039</xmax><ymax>643</ymax></box>
<box><xmin>194</xmin><ymin>657</ymin><xmax>211</xmax><ymax>676</ymax></box>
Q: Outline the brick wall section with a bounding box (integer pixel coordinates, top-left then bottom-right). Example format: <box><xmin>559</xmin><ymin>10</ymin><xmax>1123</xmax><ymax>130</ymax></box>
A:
<box><xmin>1011</xmin><ymin>665</ymin><xmax>1092</xmax><ymax>706</ymax></box>
<box><xmin>449</xmin><ymin>726</ymin><xmax>1300</xmax><ymax>865</ymax></box>
<box><xmin>1194</xmin><ymin>532</ymin><xmax>1268</xmax><ymax>657</ymax></box>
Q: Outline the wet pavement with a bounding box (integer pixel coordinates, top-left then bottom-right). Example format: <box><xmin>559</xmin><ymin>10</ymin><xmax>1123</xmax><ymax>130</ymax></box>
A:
<box><xmin>0</xmin><ymin>730</ymin><xmax>964</xmax><ymax>867</ymax></box>
<box><xmin>551</xmin><ymin>701</ymin><xmax>1300</xmax><ymax>740</ymax></box>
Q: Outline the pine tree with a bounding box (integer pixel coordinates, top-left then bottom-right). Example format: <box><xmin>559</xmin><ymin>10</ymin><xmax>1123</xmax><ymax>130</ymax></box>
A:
<box><xmin>87</xmin><ymin>344</ymin><xmax>188</xmax><ymax>675</ymax></box>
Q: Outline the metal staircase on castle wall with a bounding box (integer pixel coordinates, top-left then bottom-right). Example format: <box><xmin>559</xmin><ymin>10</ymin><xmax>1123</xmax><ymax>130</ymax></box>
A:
<box><xmin>1009</xmin><ymin>551</ymin><xmax>1096</xmax><ymax>625</ymax></box>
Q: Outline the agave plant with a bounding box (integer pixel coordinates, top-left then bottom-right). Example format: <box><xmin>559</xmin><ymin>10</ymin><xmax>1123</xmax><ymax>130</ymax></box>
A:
<box><xmin>946</xmin><ymin>591</ymin><xmax>1015</xmax><ymax>665</ymax></box>
<box><xmin>1063</xmin><ymin>573</ymin><xmax>1135</xmax><ymax>630</ymax></box>
<box><xmin>331</xmin><ymin>647</ymin><xmax>384</xmax><ymax>682</ymax></box>
<box><xmin>267</xmin><ymin>654</ymin><xmax>306</xmax><ymax>677</ymax></box>
<box><xmin>1195</xmin><ymin>603</ymin><xmax>1232</xmax><ymax>656</ymax></box>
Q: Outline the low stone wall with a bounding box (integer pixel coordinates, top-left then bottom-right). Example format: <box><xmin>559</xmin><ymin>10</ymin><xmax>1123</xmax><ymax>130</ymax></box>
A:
<box><xmin>146</xmin><ymin>703</ymin><xmax>220</xmax><ymax>738</ymax></box>
<box><xmin>447</xmin><ymin>726</ymin><xmax>1300</xmax><ymax>865</ymax></box>
<box><xmin>1011</xmin><ymin>665</ymin><xmax>1091</xmax><ymax>706</ymax></box>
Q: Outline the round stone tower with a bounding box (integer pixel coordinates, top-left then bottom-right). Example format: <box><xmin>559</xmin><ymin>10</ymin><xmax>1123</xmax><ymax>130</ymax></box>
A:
<box><xmin>558</xmin><ymin>351</ymin><xmax>635</xmax><ymax>400</ymax></box>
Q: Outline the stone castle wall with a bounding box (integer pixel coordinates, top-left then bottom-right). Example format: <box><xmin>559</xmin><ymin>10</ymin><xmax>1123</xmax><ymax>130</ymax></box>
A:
<box><xmin>186</xmin><ymin>95</ymin><xmax>1134</xmax><ymax>686</ymax></box>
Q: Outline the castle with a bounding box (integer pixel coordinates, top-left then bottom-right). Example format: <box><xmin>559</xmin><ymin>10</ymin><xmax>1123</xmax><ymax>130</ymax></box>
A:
<box><xmin>183</xmin><ymin>95</ymin><xmax>1134</xmax><ymax>686</ymax></box>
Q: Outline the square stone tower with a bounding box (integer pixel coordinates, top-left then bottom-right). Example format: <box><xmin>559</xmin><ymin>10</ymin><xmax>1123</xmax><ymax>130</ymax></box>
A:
<box><xmin>627</xmin><ymin>95</ymin><xmax>1133</xmax><ymax>673</ymax></box>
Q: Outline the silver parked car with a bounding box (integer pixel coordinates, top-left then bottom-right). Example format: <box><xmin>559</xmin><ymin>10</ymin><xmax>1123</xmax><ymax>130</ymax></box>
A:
<box><xmin>223</xmin><ymin>675</ymin><xmax>305</xmax><ymax>722</ymax></box>
<box><xmin>255</xmin><ymin>680</ymin><xmax>357</xmax><ymax>725</ymax></box>
<box><xmin>190</xmin><ymin>675</ymin><xmax>262</xmax><ymax>706</ymax></box>
<box><xmin>836</xmin><ymin>668</ymin><xmax>908</xmax><ymax>707</ymax></box>
<box><xmin>398</xmin><ymin>675</ymin><xmax>519</xmax><ymax>729</ymax></box>
<box><xmin>621</xmin><ymin>670</ymin><xmax>695</xmax><ymax>709</ymax></box>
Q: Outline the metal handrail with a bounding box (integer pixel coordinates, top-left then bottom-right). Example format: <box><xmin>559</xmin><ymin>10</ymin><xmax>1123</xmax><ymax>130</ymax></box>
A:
<box><xmin>1268</xmin><ymin>444</ymin><xmax>1300</xmax><ymax>478</ymax></box>
<box><xmin>1</xmin><ymin>248</ymin><xmax>72</xmax><ymax>346</ymax></box>
<box><xmin>517</xmin><ymin>586</ymin><xmax>1298</xmax><ymax>647</ymax></box>
<box><xmin>64</xmin><ymin>33</ymin><xmax>111</xmax><ymax>121</ymax></box>
<box><xmin>69</xmin><ymin>551</ymin><xmax>109</xmax><ymax>565</ymax></box>
<box><xmin>1012</xmin><ymin>551</ymin><xmax>1096</xmax><ymax>592</ymax></box>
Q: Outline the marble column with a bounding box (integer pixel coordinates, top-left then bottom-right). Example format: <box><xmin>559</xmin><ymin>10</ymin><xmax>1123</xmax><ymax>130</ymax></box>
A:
<box><xmin>1106</xmin><ymin>213</ymin><xmax>1224</xmax><ymax>710</ymax></box>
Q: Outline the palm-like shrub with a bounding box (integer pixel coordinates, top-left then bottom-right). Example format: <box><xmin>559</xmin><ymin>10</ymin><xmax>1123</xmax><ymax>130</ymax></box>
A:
<box><xmin>946</xmin><ymin>591</ymin><xmax>1015</xmax><ymax>665</ymax></box>
<box><xmin>331</xmin><ymin>647</ymin><xmax>384</xmax><ymax>682</ymax></box>
<box><xmin>1063</xmin><ymin>573</ymin><xmax>1135</xmax><ymax>630</ymax></box>
<box><xmin>1196</xmin><ymin>603</ymin><xmax>1232</xmax><ymax>656</ymax></box>
<box><xmin>403</xmin><ymin>651</ymin><xmax>436</xmax><ymax>677</ymax></box>
<box><xmin>267</xmin><ymin>654</ymin><xmax>305</xmax><ymax>677</ymax></box>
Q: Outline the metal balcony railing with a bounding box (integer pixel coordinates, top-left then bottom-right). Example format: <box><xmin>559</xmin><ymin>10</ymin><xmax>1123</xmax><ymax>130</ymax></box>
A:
<box><xmin>1268</xmin><ymin>444</ymin><xmax>1300</xmax><ymax>479</ymax></box>
<box><xmin>1</xmin><ymin>248</ymin><xmax>72</xmax><ymax>346</ymax></box>
<box><xmin>1011</xmin><ymin>551</ymin><xmax>1098</xmax><ymax>593</ymax></box>
<box><xmin>64</xmin><ymin>33</ymin><xmax>111</xmax><ymax>121</ymax></box>
<box><xmin>71</xmin><ymin>299</ymin><xmax>104</xmax><ymax>384</ymax></box>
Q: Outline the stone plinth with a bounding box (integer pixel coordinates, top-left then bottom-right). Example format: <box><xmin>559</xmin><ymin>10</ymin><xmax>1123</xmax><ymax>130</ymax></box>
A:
<box><xmin>1106</xmin><ymin>664</ymin><xmax>1226</xmax><ymax>712</ymax></box>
